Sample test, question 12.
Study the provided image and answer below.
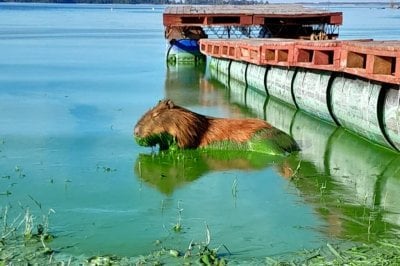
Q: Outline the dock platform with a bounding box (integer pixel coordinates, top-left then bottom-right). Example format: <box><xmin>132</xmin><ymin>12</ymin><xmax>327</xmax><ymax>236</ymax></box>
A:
<box><xmin>164</xmin><ymin>5</ymin><xmax>342</xmax><ymax>39</ymax></box>
<box><xmin>163</xmin><ymin>5</ymin><xmax>342</xmax><ymax>26</ymax></box>
<box><xmin>200</xmin><ymin>38</ymin><xmax>400</xmax><ymax>85</ymax></box>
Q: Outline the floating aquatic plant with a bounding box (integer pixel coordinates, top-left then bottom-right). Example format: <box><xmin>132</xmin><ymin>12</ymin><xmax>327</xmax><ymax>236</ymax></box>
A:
<box><xmin>135</xmin><ymin>126</ymin><xmax>298</xmax><ymax>156</ymax></box>
<box><xmin>172</xmin><ymin>200</ymin><xmax>183</xmax><ymax>233</ymax></box>
<box><xmin>182</xmin><ymin>223</ymin><xmax>230</xmax><ymax>265</ymax></box>
<box><xmin>135</xmin><ymin>132</ymin><xmax>176</xmax><ymax>151</ymax></box>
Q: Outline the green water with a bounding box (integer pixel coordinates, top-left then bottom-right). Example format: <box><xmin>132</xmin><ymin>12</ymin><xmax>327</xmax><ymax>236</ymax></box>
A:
<box><xmin>1</xmin><ymin>3</ymin><xmax>400</xmax><ymax>264</ymax></box>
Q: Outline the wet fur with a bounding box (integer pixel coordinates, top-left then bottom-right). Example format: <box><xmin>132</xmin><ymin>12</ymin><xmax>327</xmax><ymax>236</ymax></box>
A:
<box><xmin>134</xmin><ymin>100</ymin><xmax>283</xmax><ymax>150</ymax></box>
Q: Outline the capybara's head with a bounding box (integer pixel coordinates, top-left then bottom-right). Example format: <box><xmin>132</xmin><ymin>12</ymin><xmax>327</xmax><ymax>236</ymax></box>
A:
<box><xmin>134</xmin><ymin>99</ymin><xmax>208</xmax><ymax>149</ymax></box>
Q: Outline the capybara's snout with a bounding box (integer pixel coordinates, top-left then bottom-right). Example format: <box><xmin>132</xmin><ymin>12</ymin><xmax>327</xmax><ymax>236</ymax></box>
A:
<box><xmin>133</xmin><ymin>126</ymin><xmax>140</xmax><ymax>137</ymax></box>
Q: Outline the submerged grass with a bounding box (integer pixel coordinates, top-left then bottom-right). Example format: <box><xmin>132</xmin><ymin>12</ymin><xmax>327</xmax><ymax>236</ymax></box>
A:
<box><xmin>2</xmin><ymin>203</ymin><xmax>400</xmax><ymax>265</ymax></box>
<box><xmin>1</xmin><ymin>205</ymin><xmax>56</xmax><ymax>265</ymax></box>
<box><xmin>2</xmin><ymin>151</ymin><xmax>400</xmax><ymax>264</ymax></box>
<box><xmin>273</xmin><ymin>239</ymin><xmax>400</xmax><ymax>265</ymax></box>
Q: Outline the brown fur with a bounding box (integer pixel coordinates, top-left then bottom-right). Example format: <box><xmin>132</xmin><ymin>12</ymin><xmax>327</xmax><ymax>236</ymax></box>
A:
<box><xmin>134</xmin><ymin>99</ymin><xmax>274</xmax><ymax>149</ymax></box>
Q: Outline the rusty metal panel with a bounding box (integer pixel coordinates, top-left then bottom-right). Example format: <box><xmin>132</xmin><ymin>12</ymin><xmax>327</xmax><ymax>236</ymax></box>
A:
<box><xmin>163</xmin><ymin>15</ymin><xmax>181</xmax><ymax>26</ymax></box>
<box><xmin>205</xmin><ymin>39</ymin><xmax>400</xmax><ymax>84</ymax></box>
<box><xmin>163</xmin><ymin>4</ymin><xmax>343</xmax><ymax>27</ymax></box>
<box><xmin>342</xmin><ymin>41</ymin><xmax>400</xmax><ymax>84</ymax></box>
<box><xmin>329</xmin><ymin>14</ymin><xmax>343</xmax><ymax>25</ymax></box>
<box><xmin>240</xmin><ymin>15</ymin><xmax>253</xmax><ymax>25</ymax></box>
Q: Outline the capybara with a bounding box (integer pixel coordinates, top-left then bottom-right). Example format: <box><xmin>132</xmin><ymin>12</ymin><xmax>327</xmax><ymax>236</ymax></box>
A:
<box><xmin>134</xmin><ymin>99</ymin><xmax>299</xmax><ymax>155</ymax></box>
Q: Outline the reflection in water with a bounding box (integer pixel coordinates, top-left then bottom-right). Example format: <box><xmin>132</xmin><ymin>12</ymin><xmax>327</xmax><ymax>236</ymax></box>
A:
<box><xmin>229</xmin><ymin>78</ymin><xmax>246</xmax><ymax>106</ymax></box>
<box><xmin>134</xmin><ymin>150</ymin><xmax>283</xmax><ymax>195</ymax></box>
<box><xmin>264</xmin><ymin>96</ymin><xmax>296</xmax><ymax>134</ymax></box>
<box><xmin>159</xmin><ymin>63</ymin><xmax>400</xmax><ymax>243</ymax></box>
<box><xmin>164</xmin><ymin>62</ymin><xmax>258</xmax><ymax>118</ymax></box>
<box><xmin>327</xmin><ymin>129</ymin><xmax>396</xmax><ymax>207</ymax></box>
<box><xmin>382</xmin><ymin>157</ymin><xmax>400</xmax><ymax>226</ymax></box>
<box><xmin>164</xmin><ymin>63</ymin><xmax>206</xmax><ymax>105</ymax></box>
<box><xmin>164</xmin><ymin>63</ymin><xmax>228</xmax><ymax>108</ymax></box>
<box><xmin>283</xmin><ymin>122</ymin><xmax>400</xmax><ymax>241</ymax></box>
<box><xmin>291</xmin><ymin>110</ymin><xmax>336</xmax><ymax>173</ymax></box>
<box><xmin>245</xmin><ymin>85</ymin><xmax>267</xmax><ymax>120</ymax></box>
<box><xmin>247</xmin><ymin>94</ymin><xmax>400</xmax><ymax>241</ymax></box>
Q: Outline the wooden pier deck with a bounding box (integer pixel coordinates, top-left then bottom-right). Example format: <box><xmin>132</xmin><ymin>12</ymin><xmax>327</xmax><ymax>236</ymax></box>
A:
<box><xmin>163</xmin><ymin>5</ymin><xmax>342</xmax><ymax>26</ymax></box>
<box><xmin>164</xmin><ymin>5</ymin><xmax>342</xmax><ymax>40</ymax></box>
<box><xmin>200</xmin><ymin>38</ymin><xmax>400</xmax><ymax>85</ymax></box>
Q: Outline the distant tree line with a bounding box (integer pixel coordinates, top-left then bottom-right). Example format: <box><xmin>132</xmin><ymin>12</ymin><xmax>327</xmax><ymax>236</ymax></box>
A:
<box><xmin>0</xmin><ymin>0</ymin><xmax>267</xmax><ymax>4</ymax></box>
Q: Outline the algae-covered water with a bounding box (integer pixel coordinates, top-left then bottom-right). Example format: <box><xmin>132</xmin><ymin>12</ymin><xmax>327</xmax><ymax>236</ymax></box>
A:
<box><xmin>1</xmin><ymin>3</ymin><xmax>400</xmax><ymax>264</ymax></box>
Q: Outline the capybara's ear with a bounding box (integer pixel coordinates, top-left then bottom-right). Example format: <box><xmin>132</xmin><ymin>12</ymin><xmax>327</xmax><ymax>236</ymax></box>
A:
<box><xmin>166</xmin><ymin>99</ymin><xmax>175</xmax><ymax>109</ymax></box>
<box><xmin>157</xmin><ymin>99</ymin><xmax>170</xmax><ymax>108</ymax></box>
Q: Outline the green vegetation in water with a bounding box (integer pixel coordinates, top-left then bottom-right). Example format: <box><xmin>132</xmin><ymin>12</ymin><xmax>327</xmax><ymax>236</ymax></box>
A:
<box><xmin>266</xmin><ymin>239</ymin><xmax>400</xmax><ymax>265</ymax></box>
<box><xmin>81</xmin><ymin>239</ymin><xmax>400</xmax><ymax>265</ymax></box>
<box><xmin>2</xmin><ymin>198</ymin><xmax>400</xmax><ymax>265</ymax></box>
<box><xmin>2</xmin><ymin>218</ymin><xmax>400</xmax><ymax>265</ymax></box>
<box><xmin>135</xmin><ymin>128</ymin><xmax>299</xmax><ymax>156</ymax></box>
<box><xmin>0</xmin><ymin>206</ymin><xmax>231</xmax><ymax>265</ymax></box>
<box><xmin>96</xmin><ymin>163</ymin><xmax>117</xmax><ymax>173</ymax></box>
<box><xmin>1</xmin><ymin>206</ymin><xmax>56</xmax><ymax>264</ymax></box>
<box><xmin>135</xmin><ymin>132</ymin><xmax>177</xmax><ymax>151</ymax></box>
<box><xmin>204</xmin><ymin>128</ymin><xmax>299</xmax><ymax>156</ymax></box>
<box><xmin>172</xmin><ymin>200</ymin><xmax>183</xmax><ymax>232</ymax></box>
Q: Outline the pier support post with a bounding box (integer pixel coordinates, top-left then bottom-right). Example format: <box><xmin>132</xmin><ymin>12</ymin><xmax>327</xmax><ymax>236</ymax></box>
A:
<box><xmin>217</xmin><ymin>58</ymin><xmax>231</xmax><ymax>87</ymax></box>
<box><xmin>292</xmin><ymin>69</ymin><xmax>335</xmax><ymax>124</ymax></box>
<box><xmin>330</xmin><ymin>76</ymin><xmax>392</xmax><ymax>148</ymax></box>
<box><xmin>383</xmin><ymin>86</ymin><xmax>400</xmax><ymax>150</ymax></box>
<box><xmin>264</xmin><ymin>98</ymin><xmax>296</xmax><ymax>135</ymax></box>
<box><xmin>265</xmin><ymin>66</ymin><xmax>297</xmax><ymax>106</ymax></box>
<box><xmin>246</xmin><ymin>64</ymin><xmax>267</xmax><ymax>95</ymax></box>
